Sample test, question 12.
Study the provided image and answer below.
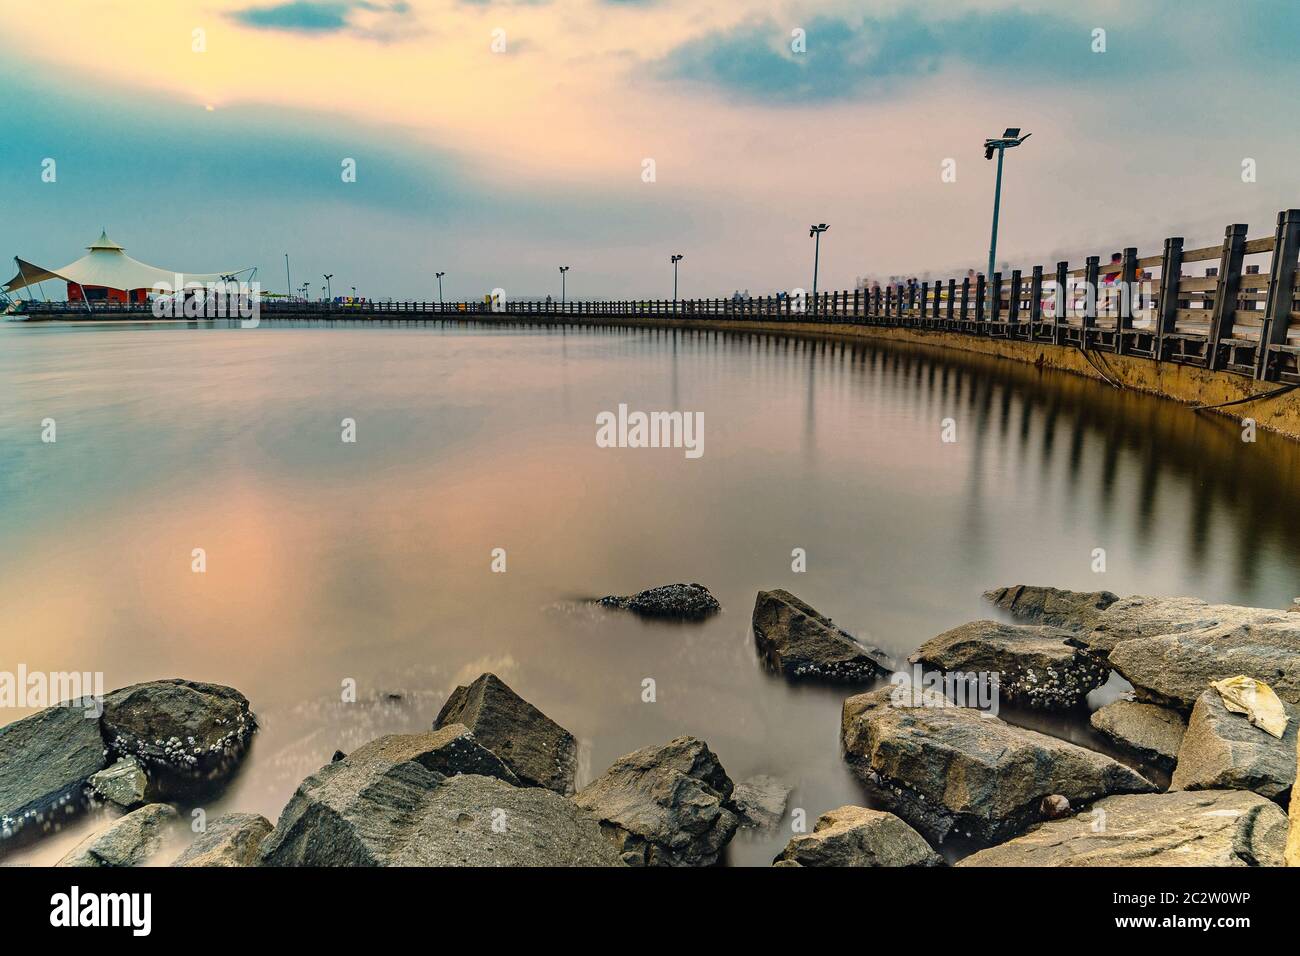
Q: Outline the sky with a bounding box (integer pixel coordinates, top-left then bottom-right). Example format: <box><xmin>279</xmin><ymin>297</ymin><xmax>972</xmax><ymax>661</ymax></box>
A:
<box><xmin>1</xmin><ymin>0</ymin><xmax>1299</xmax><ymax>300</ymax></box>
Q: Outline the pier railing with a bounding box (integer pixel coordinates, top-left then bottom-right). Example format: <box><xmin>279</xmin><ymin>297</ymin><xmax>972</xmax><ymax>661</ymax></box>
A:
<box><xmin>15</xmin><ymin>209</ymin><xmax>1300</xmax><ymax>384</ymax></box>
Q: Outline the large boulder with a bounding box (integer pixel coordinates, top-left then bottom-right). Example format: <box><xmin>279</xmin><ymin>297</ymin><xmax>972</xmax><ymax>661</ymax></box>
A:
<box><xmin>173</xmin><ymin>812</ymin><xmax>273</xmax><ymax>867</ymax></box>
<box><xmin>841</xmin><ymin>686</ymin><xmax>1154</xmax><ymax>844</ymax></box>
<box><xmin>1105</xmin><ymin>620</ymin><xmax>1300</xmax><ymax>711</ymax></box>
<box><xmin>1089</xmin><ymin>700</ymin><xmax>1186</xmax><ymax>771</ymax></box>
<box><xmin>752</xmin><ymin>589</ymin><xmax>889</xmax><ymax>682</ymax></box>
<box><xmin>958</xmin><ymin>790</ymin><xmax>1288</xmax><ymax>867</ymax></box>
<box><xmin>909</xmin><ymin>620</ymin><xmax>1108</xmax><ymax>710</ymax></box>
<box><xmin>259</xmin><ymin>733</ymin><xmax>620</xmax><ymax>866</ymax></box>
<box><xmin>56</xmin><ymin>803</ymin><xmax>179</xmax><ymax>867</ymax></box>
<box><xmin>598</xmin><ymin>583</ymin><xmax>721</xmax><ymax>620</ymax></box>
<box><xmin>101</xmin><ymin>679</ymin><xmax>256</xmax><ymax>797</ymax></box>
<box><xmin>983</xmin><ymin>585</ymin><xmax>1118</xmax><ymax>631</ymax></box>
<box><xmin>1171</xmin><ymin>689</ymin><xmax>1296</xmax><ymax>799</ymax></box>
<box><xmin>573</xmin><ymin>736</ymin><xmax>739</xmax><ymax>866</ymax></box>
<box><xmin>0</xmin><ymin>702</ymin><xmax>107</xmax><ymax>848</ymax></box>
<box><xmin>1082</xmin><ymin>595</ymin><xmax>1285</xmax><ymax>656</ymax></box>
<box><xmin>773</xmin><ymin>806</ymin><xmax>941</xmax><ymax>867</ymax></box>
<box><xmin>432</xmin><ymin>673</ymin><xmax>575</xmax><ymax>795</ymax></box>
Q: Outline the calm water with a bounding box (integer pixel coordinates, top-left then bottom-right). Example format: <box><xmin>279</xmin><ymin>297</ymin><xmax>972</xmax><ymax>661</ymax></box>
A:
<box><xmin>4</xmin><ymin>318</ymin><xmax>1300</xmax><ymax>866</ymax></box>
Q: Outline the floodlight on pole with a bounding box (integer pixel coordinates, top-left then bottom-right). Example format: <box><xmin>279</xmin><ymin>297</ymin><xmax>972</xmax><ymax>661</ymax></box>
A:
<box><xmin>436</xmin><ymin>271</ymin><xmax>445</xmax><ymax>305</ymax></box>
<box><xmin>559</xmin><ymin>265</ymin><xmax>570</xmax><ymax>305</ymax></box>
<box><xmin>809</xmin><ymin>224</ymin><xmax>829</xmax><ymax>314</ymax></box>
<box><xmin>671</xmin><ymin>254</ymin><xmax>684</xmax><ymax>302</ymax></box>
<box><xmin>323</xmin><ymin>274</ymin><xmax>334</xmax><ymax>301</ymax></box>
<box><xmin>982</xmin><ymin>128</ymin><xmax>1031</xmax><ymax>315</ymax></box>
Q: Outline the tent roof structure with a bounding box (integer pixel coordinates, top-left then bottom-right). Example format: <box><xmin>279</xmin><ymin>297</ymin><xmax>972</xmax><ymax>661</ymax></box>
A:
<box><xmin>3</xmin><ymin>231</ymin><xmax>248</xmax><ymax>295</ymax></box>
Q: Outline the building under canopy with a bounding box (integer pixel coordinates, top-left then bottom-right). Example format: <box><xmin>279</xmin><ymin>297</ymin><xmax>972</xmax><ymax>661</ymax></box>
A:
<box><xmin>3</xmin><ymin>231</ymin><xmax>250</xmax><ymax>304</ymax></box>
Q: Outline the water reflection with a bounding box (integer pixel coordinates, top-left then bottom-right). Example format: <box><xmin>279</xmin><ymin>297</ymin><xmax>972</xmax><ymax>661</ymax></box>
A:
<box><xmin>2</xmin><ymin>319</ymin><xmax>1299</xmax><ymax>866</ymax></box>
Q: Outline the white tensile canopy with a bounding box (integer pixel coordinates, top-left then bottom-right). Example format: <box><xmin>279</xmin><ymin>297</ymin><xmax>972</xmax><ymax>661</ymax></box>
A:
<box><xmin>3</xmin><ymin>231</ymin><xmax>248</xmax><ymax>295</ymax></box>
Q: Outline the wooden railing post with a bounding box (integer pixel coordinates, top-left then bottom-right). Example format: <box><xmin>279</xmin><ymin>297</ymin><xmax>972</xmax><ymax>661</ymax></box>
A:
<box><xmin>1156</xmin><ymin>237</ymin><xmax>1184</xmax><ymax>360</ymax></box>
<box><xmin>1115</xmin><ymin>246</ymin><xmax>1138</xmax><ymax>354</ymax></box>
<box><xmin>975</xmin><ymin>274</ymin><xmax>986</xmax><ymax>323</ymax></box>
<box><xmin>1055</xmin><ymin>260</ymin><xmax>1066</xmax><ymax>345</ymax></box>
<box><xmin>1082</xmin><ymin>256</ymin><xmax>1100</xmax><ymax>347</ymax></box>
<box><xmin>1007</xmin><ymin>269</ymin><xmax>1022</xmax><ymax>327</ymax></box>
<box><xmin>1257</xmin><ymin>209</ymin><xmax>1300</xmax><ymax>380</ymax></box>
<box><xmin>946</xmin><ymin>279</ymin><xmax>956</xmax><ymax>322</ymax></box>
<box><xmin>919</xmin><ymin>282</ymin><xmax>928</xmax><ymax>324</ymax></box>
<box><xmin>1208</xmin><ymin>223</ymin><xmax>1248</xmax><ymax>370</ymax></box>
<box><xmin>959</xmin><ymin>277</ymin><xmax>970</xmax><ymax>322</ymax></box>
<box><xmin>1029</xmin><ymin>266</ymin><xmax>1043</xmax><ymax>332</ymax></box>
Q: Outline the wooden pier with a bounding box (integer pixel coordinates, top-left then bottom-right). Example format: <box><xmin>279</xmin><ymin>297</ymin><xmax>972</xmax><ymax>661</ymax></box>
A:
<box><xmin>13</xmin><ymin>209</ymin><xmax>1300</xmax><ymax>385</ymax></box>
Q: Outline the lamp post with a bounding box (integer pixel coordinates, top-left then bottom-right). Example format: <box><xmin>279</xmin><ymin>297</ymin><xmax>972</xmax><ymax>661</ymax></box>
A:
<box><xmin>436</xmin><ymin>271</ymin><xmax>445</xmax><ymax>305</ymax></box>
<box><xmin>671</xmin><ymin>254</ymin><xmax>683</xmax><ymax>303</ymax></box>
<box><xmin>323</xmin><ymin>274</ymin><xmax>334</xmax><ymax>302</ymax></box>
<box><xmin>982</xmin><ymin>128</ymin><xmax>1031</xmax><ymax>315</ymax></box>
<box><xmin>809</xmin><ymin>223</ymin><xmax>829</xmax><ymax>314</ymax></box>
<box><xmin>559</xmin><ymin>265</ymin><xmax>570</xmax><ymax>305</ymax></box>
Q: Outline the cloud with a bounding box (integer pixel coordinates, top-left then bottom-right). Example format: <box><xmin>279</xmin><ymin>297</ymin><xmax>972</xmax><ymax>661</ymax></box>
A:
<box><xmin>230</xmin><ymin>1</ymin><xmax>411</xmax><ymax>37</ymax></box>
<box><xmin>657</xmin><ymin>9</ymin><xmax>1156</xmax><ymax>104</ymax></box>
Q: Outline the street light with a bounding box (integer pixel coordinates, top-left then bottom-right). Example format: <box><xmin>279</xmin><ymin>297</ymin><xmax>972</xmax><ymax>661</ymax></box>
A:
<box><xmin>323</xmin><ymin>274</ymin><xmax>334</xmax><ymax>301</ymax></box>
<box><xmin>982</xmin><ymin>127</ymin><xmax>1031</xmax><ymax>314</ymax></box>
<box><xmin>559</xmin><ymin>265</ymin><xmax>570</xmax><ymax>305</ymax></box>
<box><xmin>809</xmin><ymin>224</ymin><xmax>829</xmax><ymax>314</ymax></box>
<box><xmin>436</xmin><ymin>271</ymin><xmax>445</xmax><ymax>305</ymax></box>
<box><xmin>671</xmin><ymin>254</ymin><xmax>684</xmax><ymax>302</ymax></box>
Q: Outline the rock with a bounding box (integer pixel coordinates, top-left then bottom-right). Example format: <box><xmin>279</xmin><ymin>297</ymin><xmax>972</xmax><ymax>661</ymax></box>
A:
<box><xmin>89</xmin><ymin>757</ymin><xmax>153</xmax><ymax>810</ymax></box>
<box><xmin>1090</xmin><ymin>700</ymin><xmax>1186</xmax><ymax>770</ymax></box>
<box><xmin>331</xmin><ymin>750</ymin><xmax>346</xmax><ymax>763</ymax></box>
<box><xmin>909</xmin><ymin>620</ymin><xmax>1108</xmax><ymax>710</ymax></box>
<box><xmin>259</xmin><ymin>737</ymin><xmax>621</xmax><ymax>866</ymax></box>
<box><xmin>773</xmin><ymin>806</ymin><xmax>941</xmax><ymax>867</ymax></box>
<box><xmin>752</xmin><ymin>589</ymin><xmax>889</xmax><ymax>682</ymax></box>
<box><xmin>1040</xmin><ymin>795</ymin><xmax>1072</xmax><ymax>819</ymax></box>
<box><xmin>101</xmin><ymin>679</ymin><xmax>256</xmax><ymax>797</ymax></box>
<box><xmin>432</xmin><ymin>673</ymin><xmax>575</xmax><ymax>795</ymax></box>
<box><xmin>732</xmin><ymin>774</ymin><xmax>791</xmax><ymax>829</ymax></box>
<box><xmin>1082</xmin><ymin>595</ymin><xmax>1284</xmax><ymax>655</ymax></box>
<box><xmin>598</xmin><ymin>583</ymin><xmax>721</xmax><ymax>620</ymax></box>
<box><xmin>573</xmin><ymin>736</ymin><xmax>739</xmax><ymax>866</ymax></box>
<box><xmin>1106</xmin><ymin>618</ymin><xmax>1300</xmax><ymax>710</ymax></box>
<box><xmin>1171</xmin><ymin>689</ymin><xmax>1297</xmax><ymax>799</ymax></box>
<box><xmin>173</xmin><ymin>812</ymin><xmax>272</xmax><ymax>867</ymax></box>
<box><xmin>57</xmin><ymin>803</ymin><xmax>178</xmax><ymax>867</ymax></box>
<box><xmin>1289</xmin><ymin>739</ymin><xmax>1300</xmax><ymax>866</ymax></box>
<box><xmin>841</xmin><ymin>686</ymin><xmax>1155</xmax><ymax>844</ymax></box>
<box><xmin>983</xmin><ymin>585</ymin><xmax>1118</xmax><ymax>631</ymax></box>
<box><xmin>958</xmin><ymin>790</ymin><xmax>1289</xmax><ymax>867</ymax></box>
<box><xmin>0</xmin><ymin>702</ymin><xmax>107</xmax><ymax>847</ymax></box>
